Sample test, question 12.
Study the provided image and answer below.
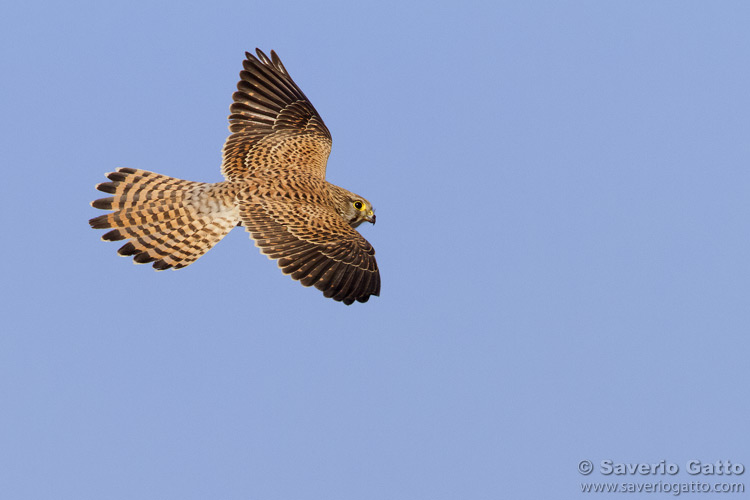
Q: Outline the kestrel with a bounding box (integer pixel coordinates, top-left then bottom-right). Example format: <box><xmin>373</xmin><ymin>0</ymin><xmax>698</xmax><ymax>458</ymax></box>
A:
<box><xmin>89</xmin><ymin>49</ymin><xmax>379</xmax><ymax>305</ymax></box>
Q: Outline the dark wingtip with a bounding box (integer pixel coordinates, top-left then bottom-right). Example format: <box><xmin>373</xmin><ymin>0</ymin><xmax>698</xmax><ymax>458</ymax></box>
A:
<box><xmin>270</xmin><ymin>50</ymin><xmax>285</xmax><ymax>71</ymax></box>
<box><xmin>248</xmin><ymin>48</ymin><xmax>285</xmax><ymax>74</ymax></box>
<box><xmin>255</xmin><ymin>48</ymin><xmax>269</xmax><ymax>63</ymax></box>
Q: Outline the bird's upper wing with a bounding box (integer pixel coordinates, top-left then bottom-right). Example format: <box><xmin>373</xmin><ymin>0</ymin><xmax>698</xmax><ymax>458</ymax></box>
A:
<box><xmin>239</xmin><ymin>198</ymin><xmax>380</xmax><ymax>305</ymax></box>
<box><xmin>221</xmin><ymin>49</ymin><xmax>332</xmax><ymax>181</ymax></box>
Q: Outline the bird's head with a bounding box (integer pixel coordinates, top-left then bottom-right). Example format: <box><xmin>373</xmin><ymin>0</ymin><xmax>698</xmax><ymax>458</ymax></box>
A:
<box><xmin>342</xmin><ymin>195</ymin><xmax>376</xmax><ymax>228</ymax></box>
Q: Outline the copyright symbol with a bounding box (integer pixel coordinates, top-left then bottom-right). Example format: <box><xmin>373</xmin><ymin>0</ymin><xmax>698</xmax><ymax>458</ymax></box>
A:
<box><xmin>578</xmin><ymin>460</ymin><xmax>594</xmax><ymax>475</ymax></box>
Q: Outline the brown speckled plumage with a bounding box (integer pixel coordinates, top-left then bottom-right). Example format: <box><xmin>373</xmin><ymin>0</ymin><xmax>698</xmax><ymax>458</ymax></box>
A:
<box><xmin>89</xmin><ymin>49</ymin><xmax>379</xmax><ymax>305</ymax></box>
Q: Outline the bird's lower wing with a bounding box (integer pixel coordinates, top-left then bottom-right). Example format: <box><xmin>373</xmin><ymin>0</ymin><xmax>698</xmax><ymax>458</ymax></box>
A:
<box><xmin>239</xmin><ymin>199</ymin><xmax>379</xmax><ymax>305</ymax></box>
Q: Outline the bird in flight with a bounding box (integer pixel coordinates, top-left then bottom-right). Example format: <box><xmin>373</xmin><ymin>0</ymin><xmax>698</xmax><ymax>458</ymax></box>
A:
<box><xmin>89</xmin><ymin>49</ymin><xmax>379</xmax><ymax>305</ymax></box>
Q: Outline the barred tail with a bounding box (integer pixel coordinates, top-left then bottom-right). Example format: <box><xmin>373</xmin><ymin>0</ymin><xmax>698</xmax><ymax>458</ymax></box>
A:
<box><xmin>89</xmin><ymin>168</ymin><xmax>239</xmax><ymax>270</ymax></box>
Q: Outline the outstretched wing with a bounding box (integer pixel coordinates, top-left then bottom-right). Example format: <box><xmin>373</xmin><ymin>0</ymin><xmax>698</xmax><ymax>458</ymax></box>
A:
<box><xmin>222</xmin><ymin>49</ymin><xmax>332</xmax><ymax>181</ymax></box>
<box><xmin>239</xmin><ymin>199</ymin><xmax>380</xmax><ymax>305</ymax></box>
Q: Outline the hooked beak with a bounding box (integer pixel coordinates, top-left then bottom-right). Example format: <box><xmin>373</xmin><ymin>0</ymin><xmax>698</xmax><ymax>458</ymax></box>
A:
<box><xmin>367</xmin><ymin>210</ymin><xmax>376</xmax><ymax>225</ymax></box>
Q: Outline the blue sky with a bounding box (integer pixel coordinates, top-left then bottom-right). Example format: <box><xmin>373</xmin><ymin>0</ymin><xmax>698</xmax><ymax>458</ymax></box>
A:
<box><xmin>2</xmin><ymin>1</ymin><xmax>749</xmax><ymax>499</ymax></box>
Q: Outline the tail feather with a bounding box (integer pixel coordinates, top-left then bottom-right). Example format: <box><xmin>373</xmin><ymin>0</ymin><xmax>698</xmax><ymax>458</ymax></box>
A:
<box><xmin>90</xmin><ymin>201</ymin><xmax>192</xmax><ymax>231</ymax></box>
<box><xmin>89</xmin><ymin>168</ymin><xmax>239</xmax><ymax>270</ymax></box>
<box><xmin>94</xmin><ymin>168</ymin><xmax>201</xmax><ymax>209</ymax></box>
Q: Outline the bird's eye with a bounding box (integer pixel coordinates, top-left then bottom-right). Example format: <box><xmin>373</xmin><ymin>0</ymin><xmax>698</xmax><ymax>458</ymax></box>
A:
<box><xmin>353</xmin><ymin>201</ymin><xmax>364</xmax><ymax>210</ymax></box>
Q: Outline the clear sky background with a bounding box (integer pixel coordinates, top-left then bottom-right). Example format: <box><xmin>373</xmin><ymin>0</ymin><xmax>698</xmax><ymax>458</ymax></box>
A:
<box><xmin>1</xmin><ymin>1</ymin><xmax>749</xmax><ymax>499</ymax></box>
